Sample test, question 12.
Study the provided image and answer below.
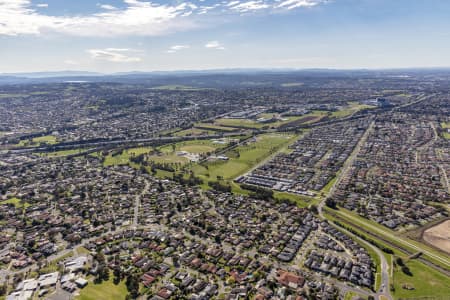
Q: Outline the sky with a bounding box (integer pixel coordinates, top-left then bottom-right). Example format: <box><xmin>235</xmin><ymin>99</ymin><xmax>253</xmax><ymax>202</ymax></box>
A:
<box><xmin>1</xmin><ymin>0</ymin><xmax>450</xmax><ymax>73</ymax></box>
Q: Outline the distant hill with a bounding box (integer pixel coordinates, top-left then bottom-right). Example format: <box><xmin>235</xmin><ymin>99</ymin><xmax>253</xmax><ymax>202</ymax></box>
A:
<box><xmin>1</xmin><ymin>68</ymin><xmax>450</xmax><ymax>87</ymax></box>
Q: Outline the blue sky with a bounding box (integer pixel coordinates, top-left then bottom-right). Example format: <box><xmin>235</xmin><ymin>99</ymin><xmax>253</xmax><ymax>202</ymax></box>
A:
<box><xmin>1</xmin><ymin>0</ymin><xmax>450</xmax><ymax>72</ymax></box>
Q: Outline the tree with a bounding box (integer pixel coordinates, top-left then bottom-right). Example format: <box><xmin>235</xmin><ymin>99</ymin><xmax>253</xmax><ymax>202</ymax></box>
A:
<box><xmin>0</xmin><ymin>284</ymin><xmax>7</xmax><ymax>296</ymax></box>
<box><xmin>401</xmin><ymin>265</ymin><xmax>413</xmax><ymax>276</ymax></box>
<box><xmin>310</xmin><ymin>204</ymin><xmax>318</xmax><ymax>214</ymax></box>
<box><xmin>325</xmin><ymin>198</ymin><xmax>337</xmax><ymax>209</ymax></box>
<box><xmin>126</xmin><ymin>275</ymin><xmax>139</xmax><ymax>298</ymax></box>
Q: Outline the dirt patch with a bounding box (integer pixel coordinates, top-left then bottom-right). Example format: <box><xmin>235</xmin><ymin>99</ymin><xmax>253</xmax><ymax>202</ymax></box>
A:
<box><xmin>423</xmin><ymin>220</ymin><xmax>450</xmax><ymax>255</ymax></box>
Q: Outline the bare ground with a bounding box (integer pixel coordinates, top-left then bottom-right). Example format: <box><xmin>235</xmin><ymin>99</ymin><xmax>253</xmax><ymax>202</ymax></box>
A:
<box><xmin>423</xmin><ymin>220</ymin><xmax>450</xmax><ymax>255</ymax></box>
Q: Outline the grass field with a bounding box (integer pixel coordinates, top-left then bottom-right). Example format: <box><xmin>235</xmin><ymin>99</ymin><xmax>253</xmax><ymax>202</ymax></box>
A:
<box><xmin>17</xmin><ymin>135</ymin><xmax>58</xmax><ymax>147</ymax></box>
<box><xmin>331</xmin><ymin>102</ymin><xmax>376</xmax><ymax>118</ymax></box>
<box><xmin>191</xmin><ymin>133</ymin><xmax>295</xmax><ymax>182</ymax></box>
<box><xmin>392</xmin><ymin>258</ymin><xmax>450</xmax><ymax>299</ymax></box>
<box><xmin>76</xmin><ymin>275</ymin><xmax>128</xmax><ymax>300</ymax></box>
<box><xmin>0</xmin><ymin>93</ymin><xmax>26</xmax><ymax>98</ymax></box>
<box><xmin>33</xmin><ymin>135</ymin><xmax>57</xmax><ymax>144</ymax></box>
<box><xmin>214</xmin><ymin>118</ymin><xmax>265</xmax><ymax>129</ymax></box>
<box><xmin>281</xmin><ymin>82</ymin><xmax>304</xmax><ymax>87</ymax></box>
<box><xmin>150</xmin><ymin>85</ymin><xmax>206</xmax><ymax>90</ymax></box>
<box><xmin>344</xmin><ymin>291</ymin><xmax>367</xmax><ymax>300</ymax></box>
<box><xmin>100</xmin><ymin>140</ymin><xmax>227</xmax><ymax>170</ymax></box>
<box><xmin>36</xmin><ymin>149</ymin><xmax>90</xmax><ymax>157</ymax></box>
<box><xmin>103</xmin><ymin>147</ymin><xmax>154</xmax><ymax>166</ymax></box>
<box><xmin>441</xmin><ymin>122</ymin><xmax>450</xmax><ymax>139</ymax></box>
<box><xmin>214</xmin><ymin>113</ymin><xmax>324</xmax><ymax>129</ymax></box>
<box><xmin>0</xmin><ymin>197</ymin><xmax>30</xmax><ymax>209</ymax></box>
<box><xmin>273</xmin><ymin>191</ymin><xmax>313</xmax><ymax>208</ymax></box>
<box><xmin>194</xmin><ymin>123</ymin><xmax>239</xmax><ymax>132</ymax></box>
<box><xmin>148</xmin><ymin>154</ymin><xmax>189</xmax><ymax>164</ymax></box>
<box><xmin>159</xmin><ymin>139</ymin><xmax>225</xmax><ymax>154</ymax></box>
<box><xmin>172</xmin><ymin>128</ymin><xmax>215</xmax><ymax>137</ymax></box>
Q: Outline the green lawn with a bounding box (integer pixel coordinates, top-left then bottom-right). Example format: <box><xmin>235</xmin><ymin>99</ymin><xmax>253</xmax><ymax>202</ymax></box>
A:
<box><xmin>273</xmin><ymin>191</ymin><xmax>312</xmax><ymax>207</ymax></box>
<box><xmin>103</xmin><ymin>147</ymin><xmax>154</xmax><ymax>166</ymax></box>
<box><xmin>148</xmin><ymin>154</ymin><xmax>189</xmax><ymax>164</ymax></box>
<box><xmin>172</xmin><ymin>128</ymin><xmax>215</xmax><ymax>137</ymax></box>
<box><xmin>281</xmin><ymin>82</ymin><xmax>304</xmax><ymax>87</ymax></box>
<box><xmin>150</xmin><ymin>85</ymin><xmax>206</xmax><ymax>90</ymax></box>
<box><xmin>191</xmin><ymin>133</ymin><xmax>295</xmax><ymax>182</ymax></box>
<box><xmin>98</xmin><ymin>140</ymin><xmax>228</xmax><ymax>170</ymax></box>
<box><xmin>331</xmin><ymin>102</ymin><xmax>376</xmax><ymax>118</ymax></box>
<box><xmin>76</xmin><ymin>275</ymin><xmax>128</xmax><ymax>300</ymax></box>
<box><xmin>344</xmin><ymin>291</ymin><xmax>367</xmax><ymax>300</ymax></box>
<box><xmin>194</xmin><ymin>123</ymin><xmax>239</xmax><ymax>132</ymax></box>
<box><xmin>214</xmin><ymin>114</ymin><xmax>320</xmax><ymax>129</ymax></box>
<box><xmin>36</xmin><ymin>149</ymin><xmax>90</xmax><ymax>157</ymax></box>
<box><xmin>441</xmin><ymin>123</ymin><xmax>450</xmax><ymax>139</ymax></box>
<box><xmin>0</xmin><ymin>197</ymin><xmax>30</xmax><ymax>209</ymax></box>
<box><xmin>0</xmin><ymin>93</ymin><xmax>26</xmax><ymax>98</ymax></box>
<box><xmin>214</xmin><ymin>118</ymin><xmax>264</xmax><ymax>129</ymax></box>
<box><xmin>16</xmin><ymin>135</ymin><xmax>57</xmax><ymax>147</ymax></box>
<box><xmin>159</xmin><ymin>140</ymin><xmax>224</xmax><ymax>154</ymax></box>
<box><xmin>32</xmin><ymin>135</ymin><xmax>57</xmax><ymax>144</ymax></box>
<box><xmin>392</xmin><ymin>258</ymin><xmax>450</xmax><ymax>299</ymax></box>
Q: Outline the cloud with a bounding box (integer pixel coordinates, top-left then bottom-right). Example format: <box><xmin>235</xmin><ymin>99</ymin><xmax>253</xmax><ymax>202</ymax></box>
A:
<box><xmin>87</xmin><ymin>48</ymin><xmax>142</xmax><ymax>62</ymax></box>
<box><xmin>0</xmin><ymin>0</ymin><xmax>329</xmax><ymax>37</ymax></box>
<box><xmin>276</xmin><ymin>0</ymin><xmax>324</xmax><ymax>10</ymax></box>
<box><xmin>167</xmin><ymin>45</ymin><xmax>190</xmax><ymax>53</ymax></box>
<box><xmin>99</xmin><ymin>4</ymin><xmax>117</xmax><ymax>10</ymax></box>
<box><xmin>228</xmin><ymin>1</ymin><xmax>270</xmax><ymax>13</ymax></box>
<box><xmin>0</xmin><ymin>0</ymin><xmax>197</xmax><ymax>36</ymax></box>
<box><xmin>205</xmin><ymin>41</ymin><xmax>225</xmax><ymax>50</ymax></box>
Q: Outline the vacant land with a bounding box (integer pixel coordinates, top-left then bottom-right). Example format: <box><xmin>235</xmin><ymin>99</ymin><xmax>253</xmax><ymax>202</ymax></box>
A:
<box><xmin>76</xmin><ymin>276</ymin><xmax>127</xmax><ymax>300</ymax></box>
<box><xmin>423</xmin><ymin>220</ymin><xmax>450</xmax><ymax>255</ymax></box>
